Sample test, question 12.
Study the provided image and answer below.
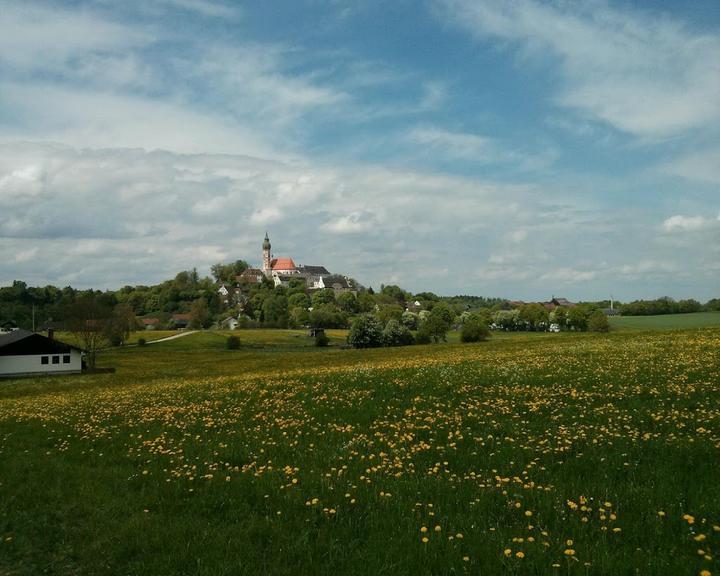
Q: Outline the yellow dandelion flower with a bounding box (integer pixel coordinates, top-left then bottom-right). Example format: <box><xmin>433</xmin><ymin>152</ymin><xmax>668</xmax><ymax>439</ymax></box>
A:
<box><xmin>516</xmin><ymin>551</ymin><xmax>525</xmax><ymax>559</ymax></box>
<box><xmin>434</xmin><ymin>525</ymin><xmax>442</xmax><ymax>532</ymax></box>
<box><xmin>564</xmin><ymin>549</ymin><xmax>576</xmax><ymax>556</ymax></box>
<box><xmin>504</xmin><ymin>549</ymin><xmax>512</xmax><ymax>557</ymax></box>
<box><xmin>525</xmin><ymin>510</ymin><xmax>533</xmax><ymax>517</ymax></box>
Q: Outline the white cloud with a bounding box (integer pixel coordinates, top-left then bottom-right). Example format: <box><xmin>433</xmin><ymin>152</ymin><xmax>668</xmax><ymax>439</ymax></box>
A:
<box><xmin>437</xmin><ymin>0</ymin><xmax>720</xmax><ymax>138</ymax></box>
<box><xmin>662</xmin><ymin>214</ymin><xmax>719</xmax><ymax>232</ymax></box>
<box><xmin>321</xmin><ymin>212</ymin><xmax>374</xmax><ymax>234</ymax></box>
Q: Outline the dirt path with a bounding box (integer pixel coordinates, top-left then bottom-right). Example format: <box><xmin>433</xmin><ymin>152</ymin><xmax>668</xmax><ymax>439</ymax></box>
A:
<box><xmin>145</xmin><ymin>330</ymin><xmax>198</xmax><ymax>344</ymax></box>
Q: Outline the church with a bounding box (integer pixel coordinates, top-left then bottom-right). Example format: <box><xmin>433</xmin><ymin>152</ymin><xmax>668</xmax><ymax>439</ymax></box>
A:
<box><xmin>259</xmin><ymin>233</ymin><xmax>352</xmax><ymax>293</ymax></box>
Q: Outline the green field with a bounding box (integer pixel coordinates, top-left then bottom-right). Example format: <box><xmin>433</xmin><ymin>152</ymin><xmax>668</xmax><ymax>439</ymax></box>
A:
<box><xmin>1</xmin><ymin>329</ymin><xmax>719</xmax><ymax>575</ymax></box>
<box><xmin>610</xmin><ymin>311</ymin><xmax>720</xmax><ymax>331</ymax></box>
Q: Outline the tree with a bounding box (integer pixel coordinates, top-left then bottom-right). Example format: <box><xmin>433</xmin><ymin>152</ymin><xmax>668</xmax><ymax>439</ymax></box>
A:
<box><xmin>401</xmin><ymin>310</ymin><xmax>419</xmax><ymax>330</ymax></box>
<box><xmin>377</xmin><ymin>304</ymin><xmax>404</xmax><ymax>325</ymax></box>
<box><xmin>567</xmin><ymin>306</ymin><xmax>590</xmax><ymax>331</ymax></box>
<box><xmin>418</xmin><ymin>314</ymin><xmax>450</xmax><ymax>343</ymax></box>
<box><xmin>309</xmin><ymin>304</ymin><xmax>347</xmax><ymax>329</ymax></box>
<box><xmin>66</xmin><ymin>295</ymin><xmax>113</xmax><ymax>369</ymax></box>
<box><xmin>288</xmin><ymin>292</ymin><xmax>311</xmax><ymax>309</ymax></box>
<box><xmin>380</xmin><ymin>284</ymin><xmax>410</xmax><ymax>304</ymax></box>
<box><xmin>357</xmin><ymin>292</ymin><xmax>376</xmax><ymax>313</ymax></box>
<box><xmin>550</xmin><ymin>306</ymin><xmax>568</xmax><ymax>328</ymax></box>
<box><xmin>189</xmin><ymin>298</ymin><xmax>210</xmax><ymax>329</ymax></box>
<box><xmin>519</xmin><ymin>303</ymin><xmax>549</xmax><ymax>331</ymax></box>
<box><xmin>337</xmin><ymin>291</ymin><xmax>359</xmax><ymax>314</ymax></box>
<box><xmin>429</xmin><ymin>301</ymin><xmax>456</xmax><ymax>328</ymax></box>
<box><xmin>312</xmin><ymin>289</ymin><xmax>336</xmax><ymax>307</ymax></box>
<box><xmin>460</xmin><ymin>313</ymin><xmax>490</xmax><ymax>343</ymax></box>
<box><xmin>347</xmin><ymin>314</ymin><xmax>384</xmax><ymax>348</ymax></box>
<box><xmin>382</xmin><ymin>319</ymin><xmax>414</xmax><ymax>347</ymax></box>
<box><xmin>104</xmin><ymin>302</ymin><xmax>137</xmax><ymax>346</ymax></box>
<box><xmin>262</xmin><ymin>293</ymin><xmax>289</xmax><ymax>327</ymax></box>
<box><xmin>289</xmin><ymin>306</ymin><xmax>310</xmax><ymax>328</ymax></box>
<box><xmin>587</xmin><ymin>310</ymin><xmax>610</xmax><ymax>332</ymax></box>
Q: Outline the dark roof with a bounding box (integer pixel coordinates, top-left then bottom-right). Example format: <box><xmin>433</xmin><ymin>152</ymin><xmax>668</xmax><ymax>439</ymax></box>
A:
<box><xmin>298</xmin><ymin>265</ymin><xmax>331</xmax><ymax>276</ymax></box>
<box><xmin>0</xmin><ymin>329</ymin><xmax>82</xmax><ymax>356</ymax></box>
<box><xmin>237</xmin><ymin>268</ymin><xmax>264</xmax><ymax>282</ymax></box>
<box><xmin>325</xmin><ymin>275</ymin><xmax>351</xmax><ymax>289</ymax></box>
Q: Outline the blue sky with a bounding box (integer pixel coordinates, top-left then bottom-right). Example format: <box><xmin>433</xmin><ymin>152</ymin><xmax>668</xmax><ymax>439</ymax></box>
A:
<box><xmin>0</xmin><ymin>0</ymin><xmax>718</xmax><ymax>301</ymax></box>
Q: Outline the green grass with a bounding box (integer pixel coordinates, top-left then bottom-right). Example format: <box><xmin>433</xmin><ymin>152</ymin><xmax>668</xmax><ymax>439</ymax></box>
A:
<box><xmin>1</xmin><ymin>329</ymin><xmax>719</xmax><ymax>575</ymax></box>
<box><xmin>610</xmin><ymin>311</ymin><xmax>720</xmax><ymax>331</ymax></box>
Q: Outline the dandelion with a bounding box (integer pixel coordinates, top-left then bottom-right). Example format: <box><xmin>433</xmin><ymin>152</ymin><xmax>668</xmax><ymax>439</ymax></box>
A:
<box><xmin>504</xmin><ymin>549</ymin><xmax>512</xmax><ymax>557</ymax></box>
<box><xmin>516</xmin><ymin>551</ymin><xmax>525</xmax><ymax>559</ymax></box>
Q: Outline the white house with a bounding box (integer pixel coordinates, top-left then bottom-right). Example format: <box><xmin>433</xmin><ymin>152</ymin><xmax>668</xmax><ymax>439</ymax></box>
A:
<box><xmin>0</xmin><ymin>329</ymin><xmax>83</xmax><ymax>378</ymax></box>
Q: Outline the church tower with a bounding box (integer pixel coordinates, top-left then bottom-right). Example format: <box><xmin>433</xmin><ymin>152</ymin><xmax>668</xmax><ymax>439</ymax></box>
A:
<box><xmin>262</xmin><ymin>232</ymin><xmax>272</xmax><ymax>276</ymax></box>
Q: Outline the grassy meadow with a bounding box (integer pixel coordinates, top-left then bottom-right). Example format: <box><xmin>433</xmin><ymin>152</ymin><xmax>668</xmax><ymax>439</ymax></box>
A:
<box><xmin>609</xmin><ymin>312</ymin><xmax>720</xmax><ymax>331</ymax></box>
<box><xmin>1</xmin><ymin>328</ymin><xmax>719</xmax><ymax>575</ymax></box>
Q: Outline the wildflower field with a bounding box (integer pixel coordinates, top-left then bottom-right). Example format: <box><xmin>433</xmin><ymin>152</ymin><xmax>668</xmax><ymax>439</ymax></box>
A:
<box><xmin>1</xmin><ymin>329</ymin><xmax>719</xmax><ymax>575</ymax></box>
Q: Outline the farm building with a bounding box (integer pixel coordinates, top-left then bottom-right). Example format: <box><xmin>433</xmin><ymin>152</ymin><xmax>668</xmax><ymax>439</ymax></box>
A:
<box><xmin>0</xmin><ymin>329</ymin><xmax>83</xmax><ymax>377</ymax></box>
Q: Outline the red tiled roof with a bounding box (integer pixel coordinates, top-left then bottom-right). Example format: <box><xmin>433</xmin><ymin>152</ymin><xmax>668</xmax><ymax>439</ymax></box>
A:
<box><xmin>141</xmin><ymin>318</ymin><xmax>160</xmax><ymax>325</ymax></box>
<box><xmin>270</xmin><ymin>257</ymin><xmax>296</xmax><ymax>271</ymax></box>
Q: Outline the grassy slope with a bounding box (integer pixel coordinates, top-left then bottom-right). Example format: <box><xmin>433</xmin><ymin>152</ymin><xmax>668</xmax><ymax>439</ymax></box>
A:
<box><xmin>1</xmin><ymin>329</ymin><xmax>719</xmax><ymax>575</ymax></box>
<box><xmin>610</xmin><ymin>311</ymin><xmax>720</xmax><ymax>331</ymax></box>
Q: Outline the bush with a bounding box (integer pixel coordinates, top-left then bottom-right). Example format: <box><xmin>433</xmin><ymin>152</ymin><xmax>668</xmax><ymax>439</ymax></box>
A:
<box><xmin>587</xmin><ymin>310</ymin><xmax>610</xmax><ymax>332</ymax></box>
<box><xmin>382</xmin><ymin>319</ymin><xmax>414</xmax><ymax>347</ymax></box>
<box><xmin>226</xmin><ymin>335</ymin><xmax>241</xmax><ymax>350</ymax></box>
<box><xmin>109</xmin><ymin>335</ymin><xmax>123</xmax><ymax>347</ymax></box>
<box><xmin>460</xmin><ymin>314</ymin><xmax>491</xmax><ymax>343</ymax></box>
<box><xmin>414</xmin><ymin>328</ymin><xmax>432</xmax><ymax>345</ymax></box>
<box><xmin>137</xmin><ymin>337</ymin><xmax>147</xmax><ymax>347</ymax></box>
<box><xmin>418</xmin><ymin>314</ymin><xmax>450</xmax><ymax>343</ymax></box>
<box><xmin>347</xmin><ymin>314</ymin><xmax>384</xmax><ymax>348</ymax></box>
<box><xmin>315</xmin><ymin>332</ymin><xmax>330</xmax><ymax>347</ymax></box>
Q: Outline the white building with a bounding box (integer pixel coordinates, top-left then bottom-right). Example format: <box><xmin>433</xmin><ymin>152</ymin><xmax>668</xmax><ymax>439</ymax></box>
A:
<box><xmin>0</xmin><ymin>329</ymin><xmax>83</xmax><ymax>378</ymax></box>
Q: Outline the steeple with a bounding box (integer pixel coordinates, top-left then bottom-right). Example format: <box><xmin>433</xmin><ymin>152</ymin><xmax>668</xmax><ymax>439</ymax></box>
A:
<box><xmin>262</xmin><ymin>232</ymin><xmax>272</xmax><ymax>276</ymax></box>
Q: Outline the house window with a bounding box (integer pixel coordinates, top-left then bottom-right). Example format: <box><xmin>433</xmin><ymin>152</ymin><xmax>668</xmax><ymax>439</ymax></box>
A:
<box><xmin>41</xmin><ymin>356</ymin><xmax>49</xmax><ymax>365</ymax></box>
<box><xmin>63</xmin><ymin>355</ymin><xmax>70</xmax><ymax>364</ymax></box>
<box><xmin>52</xmin><ymin>356</ymin><xmax>60</xmax><ymax>364</ymax></box>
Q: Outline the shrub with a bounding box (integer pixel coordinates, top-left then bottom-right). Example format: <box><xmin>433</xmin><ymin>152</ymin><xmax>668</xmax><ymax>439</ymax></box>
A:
<box><xmin>414</xmin><ymin>328</ymin><xmax>432</xmax><ymax>345</ymax></box>
<box><xmin>460</xmin><ymin>314</ymin><xmax>491</xmax><ymax>343</ymax></box>
<box><xmin>137</xmin><ymin>337</ymin><xmax>147</xmax><ymax>347</ymax></box>
<box><xmin>347</xmin><ymin>314</ymin><xmax>384</xmax><ymax>348</ymax></box>
<box><xmin>419</xmin><ymin>314</ymin><xmax>450</xmax><ymax>343</ymax></box>
<box><xmin>587</xmin><ymin>310</ymin><xmax>610</xmax><ymax>332</ymax></box>
<box><xmin>382</xmin><ymin>319</ymin><xmax>414</xmax><ymax>347</ymax></box>
<box><xmin>315</xmin><ymin>332</ymin><xmax>330</xmax><ymax>347</ymax></box>
<box><xmin>226</xmin><ymin>335</ymin><xmax>241</xmax><ymax>350</ymax></box>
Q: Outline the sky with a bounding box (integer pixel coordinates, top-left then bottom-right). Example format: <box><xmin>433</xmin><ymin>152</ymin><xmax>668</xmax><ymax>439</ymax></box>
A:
<box><xmin>1</xmin><ymin>0</ymin><xmax>719</xmax><ymax>301</ymax></box>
